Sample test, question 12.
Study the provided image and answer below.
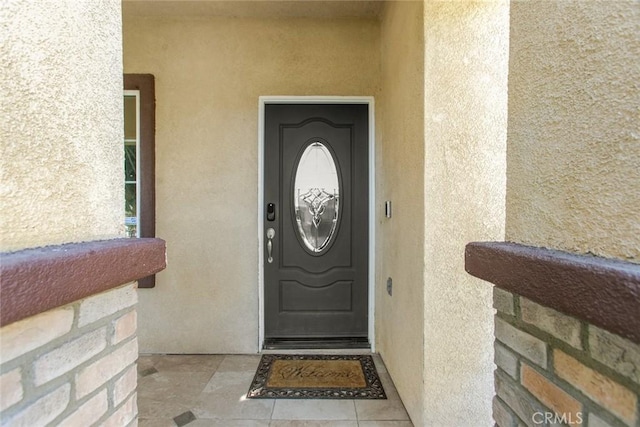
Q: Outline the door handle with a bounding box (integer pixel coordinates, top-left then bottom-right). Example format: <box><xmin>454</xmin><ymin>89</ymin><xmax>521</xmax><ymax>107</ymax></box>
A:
<box><xmin>266</xmin><ymin>228</ymin><xmax>275</xmax><ymax>264</ymax></box>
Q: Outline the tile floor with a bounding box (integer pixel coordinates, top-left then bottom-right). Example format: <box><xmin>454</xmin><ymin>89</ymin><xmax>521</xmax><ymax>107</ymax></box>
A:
<box><xmin>137</xmin><ymin>353</ymin><xmax>413</xmax><ymax>427</ymax></box>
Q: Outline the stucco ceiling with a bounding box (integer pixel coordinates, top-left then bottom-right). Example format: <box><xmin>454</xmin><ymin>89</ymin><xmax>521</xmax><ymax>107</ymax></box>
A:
<box><xmin>122</xmin><ymin>0</ymin><xmax>385</xmax><ymax>19</ymax></box>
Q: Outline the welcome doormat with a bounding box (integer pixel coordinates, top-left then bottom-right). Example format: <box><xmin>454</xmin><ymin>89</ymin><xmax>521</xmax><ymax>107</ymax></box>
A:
<box><xmin>247</xmin><ymin>354</ymin><xmax>386</xmax><ymax>399</ymax></box>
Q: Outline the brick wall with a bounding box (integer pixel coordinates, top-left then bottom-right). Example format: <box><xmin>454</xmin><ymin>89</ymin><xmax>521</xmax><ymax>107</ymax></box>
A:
<box><xmin>493</xmin><ymin>288</ymin><xmax>640</xmax><ymax>427</ymax></box>
<box><xmin>0</xmin><ymin>283</ymin><xmax>139</xmax><ymax>426</ymax></box>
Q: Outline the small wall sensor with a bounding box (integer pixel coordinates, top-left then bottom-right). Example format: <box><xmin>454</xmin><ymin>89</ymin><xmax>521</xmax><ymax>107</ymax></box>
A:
<box><xmin>385</xmin><ymin>201</ymin><xmax>392</xmax><ymax>218</ymax></box>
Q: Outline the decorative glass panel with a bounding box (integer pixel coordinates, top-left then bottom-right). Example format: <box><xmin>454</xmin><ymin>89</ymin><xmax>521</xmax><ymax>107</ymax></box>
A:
<box><xmin>294</xmin><ymin>142</ymin><xmax>340</xmax><ymax>253</ymax></box>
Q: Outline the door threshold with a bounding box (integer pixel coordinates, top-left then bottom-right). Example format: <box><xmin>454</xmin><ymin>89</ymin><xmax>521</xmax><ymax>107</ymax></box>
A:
<box><xmin>263</xmin><ymin>337</ymin><xmax>370</xmax><ymax>351</ymax></box>
<box><xmin>261</xmin><ymin>349</ymin><xmax>373</xmax><ymax>356</ymax></box>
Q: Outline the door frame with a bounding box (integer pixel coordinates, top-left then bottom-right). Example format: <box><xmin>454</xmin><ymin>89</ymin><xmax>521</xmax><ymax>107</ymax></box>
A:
<box><xmin>257</xmin><ymin>96</ymin><xmax>376</xmax><ymax>352</ymax></box>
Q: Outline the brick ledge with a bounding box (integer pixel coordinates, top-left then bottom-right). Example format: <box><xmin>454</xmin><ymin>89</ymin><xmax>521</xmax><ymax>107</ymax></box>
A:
<box><xmin>0</xmin><ymin>238</ymin><xmax>166</xmax><ymax>326</ymax></box>
<box><xmin>465</xmin><ymin>242</ymin><xmax>640</xmax><ymax>344</ymax></box>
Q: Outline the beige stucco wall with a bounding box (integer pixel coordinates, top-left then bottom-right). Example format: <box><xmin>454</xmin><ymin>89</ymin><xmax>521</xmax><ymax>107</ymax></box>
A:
<box><xmin>1</xmin><ymin>0</ymin><xmax>124</xmax><ymax>252</ymax></box>
<box><xmin>123</xmin><ymin>15</ymin><xmax>380</xmax><ymax>353</ymax></box>
<box><xmin>376</xmin><ymin>1</ymin><xmax>425</xmax><ymax>424</ymax></box>
<box><xmin>422</xmin><ymin>1</ymin><xmax>509</xmax><ymax>425</ymax></box>
<box><xmin>506</xmin><ymin>1</ymin><xmax>640</xmax><ymax>262</ymax></box>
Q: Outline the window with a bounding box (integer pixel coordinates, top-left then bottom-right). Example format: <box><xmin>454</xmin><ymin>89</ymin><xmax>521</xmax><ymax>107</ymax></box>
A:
<box><xmin>124</xmin><ymin>91</ymin><xmax>140</xmax><ymax>237</ymax></box>
<box><xmin>124</xmin><ymin>74</ymin><xmax>156</xmax><ymax>288</ymax></box>
<box><xmin>293</xmin><ymin>141</ymin><xmax>340</xmax><ymax>254</ymax></box>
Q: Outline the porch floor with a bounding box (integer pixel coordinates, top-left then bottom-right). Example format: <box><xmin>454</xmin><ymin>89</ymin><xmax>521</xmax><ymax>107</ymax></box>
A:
<box><xmin>137</xmin><ymin>353</ymin><xmax>413</xmax><ymax>427</ymax></box>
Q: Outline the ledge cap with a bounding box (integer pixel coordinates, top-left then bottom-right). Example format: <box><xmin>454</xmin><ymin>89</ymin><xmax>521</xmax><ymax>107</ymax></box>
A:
<box><xmin>465</xmin><ymin>242</ymin><xmax>640</xmax><ymax>344</ymax></box>
<box><xmin>0</xmin><ymin>238</ymin><xmax>166</xmax><ymax>326</ymax></box>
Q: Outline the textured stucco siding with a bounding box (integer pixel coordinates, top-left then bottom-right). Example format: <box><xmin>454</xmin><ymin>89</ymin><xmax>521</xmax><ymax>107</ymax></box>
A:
<box><xmin>422</xmin><ymin>1</ymin><xmax>509</xmax><ymax>425</ymax></box>
<box><xmin>1</xmin><ymin>0</ymin><xmax>124</xmax><ymax>252</ymax></box>
<box><xmin>376</xmin><ymin>1</ymin><xmax>509</xmax><ymax>425</ymax></box>
<box><xmin>123</xmin><ymin>15</ymin><xmax>380</xmax><ymax>354</ymax></box>
<box><xmin>506</xmin><ymin>1</ymin><xmax>640</xmax><ymax>262</ymax></box>
<box><xmin>377</xmin><ymin>1</ymin><xmax>426</xmax><ymax>424</ymax></box>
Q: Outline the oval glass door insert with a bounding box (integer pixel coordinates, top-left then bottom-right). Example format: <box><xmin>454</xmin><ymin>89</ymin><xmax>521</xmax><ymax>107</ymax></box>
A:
<box><xmin>294</xmin><ymin>141</ymin><xmax>340</xmax><ymax>253</ymax></box>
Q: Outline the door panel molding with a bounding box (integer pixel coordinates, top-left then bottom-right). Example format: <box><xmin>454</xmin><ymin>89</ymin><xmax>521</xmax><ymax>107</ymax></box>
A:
<box><xmin>258</xmin><ymin>96</ymin><xmax>375</xmax><ymax>351</ymax></box>
<box><xmin>280</xmin><ymin>280</ymin><xmax>353</xmax><ymax>312</ymax></box>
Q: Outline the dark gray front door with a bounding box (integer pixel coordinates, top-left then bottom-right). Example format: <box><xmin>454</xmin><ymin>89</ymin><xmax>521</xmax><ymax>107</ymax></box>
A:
<box><xmin>264</xmin><ymin>104</ymin><xmax>369</xmax><ymax>346</ymax></box>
